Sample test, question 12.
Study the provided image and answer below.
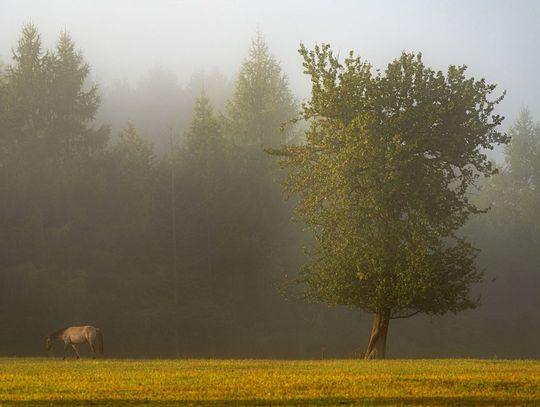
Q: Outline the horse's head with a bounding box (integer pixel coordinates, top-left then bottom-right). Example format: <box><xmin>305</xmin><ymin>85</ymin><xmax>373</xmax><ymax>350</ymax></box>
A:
<box><xmin>45</xmin><ymin>336</ymin><xmax>53</xmax><ymax>351</ymax></box>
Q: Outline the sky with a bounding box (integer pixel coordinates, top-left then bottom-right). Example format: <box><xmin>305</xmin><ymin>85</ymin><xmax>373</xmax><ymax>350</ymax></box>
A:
<box><xmin>1</xmin><ymin>0</ymin><xmax>540</xmax><ymax>128</ymax></box>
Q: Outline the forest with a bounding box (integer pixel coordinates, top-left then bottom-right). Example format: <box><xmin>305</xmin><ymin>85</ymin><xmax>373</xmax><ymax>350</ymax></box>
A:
<box><xmin>0</xmin><ymin>24</ymin><xmax>539</xmax><ymax>359</ymax></box>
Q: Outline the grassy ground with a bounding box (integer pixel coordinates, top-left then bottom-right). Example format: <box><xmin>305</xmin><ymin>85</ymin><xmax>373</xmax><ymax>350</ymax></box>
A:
<box><xmin>0</xmin><ymin>358</ymin><xmax>538</xmax><ymax>406</ymax></box>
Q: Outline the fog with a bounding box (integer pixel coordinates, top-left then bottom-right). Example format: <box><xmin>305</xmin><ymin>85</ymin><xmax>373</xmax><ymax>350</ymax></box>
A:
<box><xmin>2</xmin><ymin>0</ymin><xmax>539</xmax><ymax>122</ymax></box>
<box><xmin>1</xmin><ymin>1</ymin><xmax>539</xmax><ymax>359</ymax></box>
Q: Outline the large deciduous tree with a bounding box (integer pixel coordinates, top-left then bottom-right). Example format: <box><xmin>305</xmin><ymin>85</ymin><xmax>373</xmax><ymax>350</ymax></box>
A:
<box><xmin>271</xmin><ymin>44</ymin><xmax>508</xmax><ymax>359</ymax></box>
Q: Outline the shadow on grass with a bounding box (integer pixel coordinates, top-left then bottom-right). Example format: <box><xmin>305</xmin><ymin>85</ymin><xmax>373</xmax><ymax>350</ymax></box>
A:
<box><xmin>0</xmin><ymin>397</ymin><xmax>536</xmax><ymax>406</ymax></box>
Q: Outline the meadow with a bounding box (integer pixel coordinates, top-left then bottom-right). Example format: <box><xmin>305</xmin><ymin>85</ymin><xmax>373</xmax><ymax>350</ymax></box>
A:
<box><xmin>0</xmin><ymin>358</ymin><xmax>539</xmax><ymax>406</ymax></box>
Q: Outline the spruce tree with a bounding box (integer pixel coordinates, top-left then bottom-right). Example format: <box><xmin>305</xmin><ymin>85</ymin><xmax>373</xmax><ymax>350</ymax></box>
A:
<box><xmin>186</xmin><ymin>89</ymin><xmax>224</xmax><ymax>160</ymax></box>
<box><xmin>49</xmin><ymin>30</ymin><xmax>108</xmax><ymax>159</ymax></box>
<box><xmin>226</xmin><ymin>34</ymin><xmax>297</xmax><ymax>147</ymax></box>
<box><xmin>505</xmin><ymin>109</ymin><xmax>540</xmax><ymax>190</ymax></box>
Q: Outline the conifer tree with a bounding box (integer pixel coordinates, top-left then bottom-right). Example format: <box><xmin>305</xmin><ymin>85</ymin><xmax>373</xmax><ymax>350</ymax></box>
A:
<box><xmin>48</xmin><ymin>30</ymin><xmax>108</xmax><ymax>159</ymax></box>
<box><xmin>3</xmin><ymin>23</ymin><xmax>48</xmax><ymax>145</ymax></box>
<box><xmin>505</xmin><ymin>109</ymin><xmax>540</xmax><ymax>191</ymax></box>
<box><xmin>186</xmin><ymin>89</ymin><xmax>224</xmax><ymax>160</ymax></box>
<box><xmin>226</xmin><ymin>34</ymin><xmax>297</xmax><ymax>147</ymax></box>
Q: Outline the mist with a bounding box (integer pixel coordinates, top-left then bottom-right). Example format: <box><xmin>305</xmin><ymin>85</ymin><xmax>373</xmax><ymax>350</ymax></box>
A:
<box><xmin>2</xmin><ymin>0</ymin><xmax>539</xmax><ymax>123</ymax></box>
<box><xmin>1</xmin><ymin>0</ymin><xmax>539</xmax><ymax>359</ymax></box>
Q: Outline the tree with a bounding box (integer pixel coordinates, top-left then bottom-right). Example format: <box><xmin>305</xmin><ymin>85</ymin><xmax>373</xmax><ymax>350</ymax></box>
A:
<box><xmin>505</xmin><ymin>109</ymin><xmax>540</xmax><ymax>194</ymax></box>
<box><xmin>475</xmin><ymin>109</ymin><xmax>540</xmax><ymax>236</ymax></box>
<box><xmin>48</xmin><ymin>30</ymin><xmax>108</xmax><ymax>159</ymax></box>
<box><xmin>271</xmin><ymin>44</ymin><xmax>508</xmax><ymax>359</ymax></box>
<box><xmin>179</xmin><ymin>89</ymin><xmax>229</xmax><ymax>290</ymax></box>
<box><xmin>478</xmin><ymin>109</ymin><xmax>540</xmax><ymax>239</ymax></box>
<box><xmin>0</xmin><ymin>60</ymin><xmax>7</xmax><ymax>165</ymax></box>
<box><xmin>0</xmin><ymin>25</ymin><xmax>110</xmax><ymax>343</ymax></box>
<box><xmin>220</xmin><ymin>36</ymin><xmax>307</xmax><ymax>354</ymax></box>
<box><xmin>460</xmin><ymin>109</ymin><xmax>540</xmax><ymax>359</ymax></box>
<box><xmin>174</xmin><ymin>90</ymin><xmax>232</xmax><ymax>354</ymax></box>
<box><xmin>112</xmin><ymin>123</ymin><xmax>156</xmax><ymax>190</ymax></box>
<box><xmin>2</xmin><ymin>23</ymin><xmax>48</xmax><ymax>149</ymax></box>
<box><xmin>186</xmin><ymin>69</ymin><xmax>232</xmax><ymax>113</ymax></box>
<box><xmin>226</xmin><ymin>33</ymin><xmax>298</xmax><ymax>147</ymax></box>
<box><xmin>185</xmin><ymin>89</ymin><xmax>225</xmax><ymax>161</ymax></box>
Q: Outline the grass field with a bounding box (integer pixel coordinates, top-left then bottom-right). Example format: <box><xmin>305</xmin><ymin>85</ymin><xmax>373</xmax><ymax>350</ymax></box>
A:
<box><xmin>0</xmin><ymin>358</ymin><xmax>539</xmax><ymax>406</ymax></box>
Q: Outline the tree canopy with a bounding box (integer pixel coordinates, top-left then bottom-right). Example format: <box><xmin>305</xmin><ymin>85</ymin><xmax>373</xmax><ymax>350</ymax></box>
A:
<box><xmin>272</xmin><ymin>44</ymin><xmax>508</xmax><ymax>358</ymax></box>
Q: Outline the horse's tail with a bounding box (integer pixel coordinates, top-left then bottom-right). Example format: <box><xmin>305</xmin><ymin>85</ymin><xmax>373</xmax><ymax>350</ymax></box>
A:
<box><xmin>96</xmin><ymin>328</ymin><xmax>104</xmax><ymax>354</ymax></box>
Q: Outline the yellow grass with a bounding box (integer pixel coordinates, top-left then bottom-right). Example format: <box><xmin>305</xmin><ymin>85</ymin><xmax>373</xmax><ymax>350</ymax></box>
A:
<box><xmin>0</xmin><ymin>358</ymin><xmax>539</xmax><ymax>405</ymax></box>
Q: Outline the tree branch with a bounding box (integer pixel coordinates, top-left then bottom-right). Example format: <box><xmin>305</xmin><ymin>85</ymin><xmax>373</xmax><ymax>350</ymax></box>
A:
<box><xmin>390</xmin><ymin>311</ymin><xmax>420</xmax><ymax>320</ymax></box>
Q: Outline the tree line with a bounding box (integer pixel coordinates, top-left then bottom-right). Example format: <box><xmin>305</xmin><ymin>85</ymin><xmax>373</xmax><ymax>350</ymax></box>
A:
<box><xmin>0</xmin><ymin>24</ymin><xmax>538</xmax><ymax>358</ymax></box>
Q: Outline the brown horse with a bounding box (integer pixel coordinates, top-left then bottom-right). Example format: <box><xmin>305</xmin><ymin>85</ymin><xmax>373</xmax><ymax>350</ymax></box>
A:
<box><xmin>46</xmin><ymin>325</ymin><xmax>104</xmax><ymax>359</ymax></box>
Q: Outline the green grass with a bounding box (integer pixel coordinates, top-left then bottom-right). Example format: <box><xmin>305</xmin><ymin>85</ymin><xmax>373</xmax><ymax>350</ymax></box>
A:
<box><xmin>0</xmin><ymin>358</ymin><xmax>538</xmax><ymax>406</ymax></box>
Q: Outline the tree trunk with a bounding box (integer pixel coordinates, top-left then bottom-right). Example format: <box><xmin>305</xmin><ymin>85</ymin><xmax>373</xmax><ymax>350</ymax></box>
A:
<box><xmin>364</xmin><ymin>312</ymin><xmax>390</xmax><ymax>359</ymax></box>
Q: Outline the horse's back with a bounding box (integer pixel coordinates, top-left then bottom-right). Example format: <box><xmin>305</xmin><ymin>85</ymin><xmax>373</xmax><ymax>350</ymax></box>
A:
<box><xmin>82</xmin><ymin>325</ymin><xmax>99</xmax><ymax>339</ymax></box>
<box><xmin>82</xmin><ymin>325</ymin><xmax>97</xmax><ymax>333</ymax></box>
<box><xmin>64</xmin><ymin>325</ymin><xmax>97</xmax><ymax>343</ymax></box>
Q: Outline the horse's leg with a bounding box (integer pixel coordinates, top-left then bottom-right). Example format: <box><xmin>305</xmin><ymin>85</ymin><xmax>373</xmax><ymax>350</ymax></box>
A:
<box><xmin>71</xmin><ymin>344</ymin><xmax>80</xmax><ymax>359</ymax></box>
<box><xmin>63</xmin><ymin>342</ymin><xmax>68</xmax><ymax>360</ymax></box>
<box><xmin>89</xmin><ymin>340</ymin><xmax>96</xmax><ymax>359</ymax></box>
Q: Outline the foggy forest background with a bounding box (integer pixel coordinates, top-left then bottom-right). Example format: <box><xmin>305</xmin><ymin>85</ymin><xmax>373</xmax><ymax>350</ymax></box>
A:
<box><xmin>1</xmin><ymin>19</ymin><xmax>539</xmax><ymax>358</ymax></box>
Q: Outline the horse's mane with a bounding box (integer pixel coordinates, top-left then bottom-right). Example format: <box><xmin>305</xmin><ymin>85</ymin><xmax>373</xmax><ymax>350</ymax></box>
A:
<box><xmin>49</xmin><ymin>326</ymin><xmax>70</xmax><ymax>338</ymax></box>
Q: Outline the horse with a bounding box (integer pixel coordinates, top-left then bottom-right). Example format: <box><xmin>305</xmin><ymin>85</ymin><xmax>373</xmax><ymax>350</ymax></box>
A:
<box><xmin>45</xmin><ymin>325</ymin><xmax>104</xmax><ymax>359</ymax></box>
